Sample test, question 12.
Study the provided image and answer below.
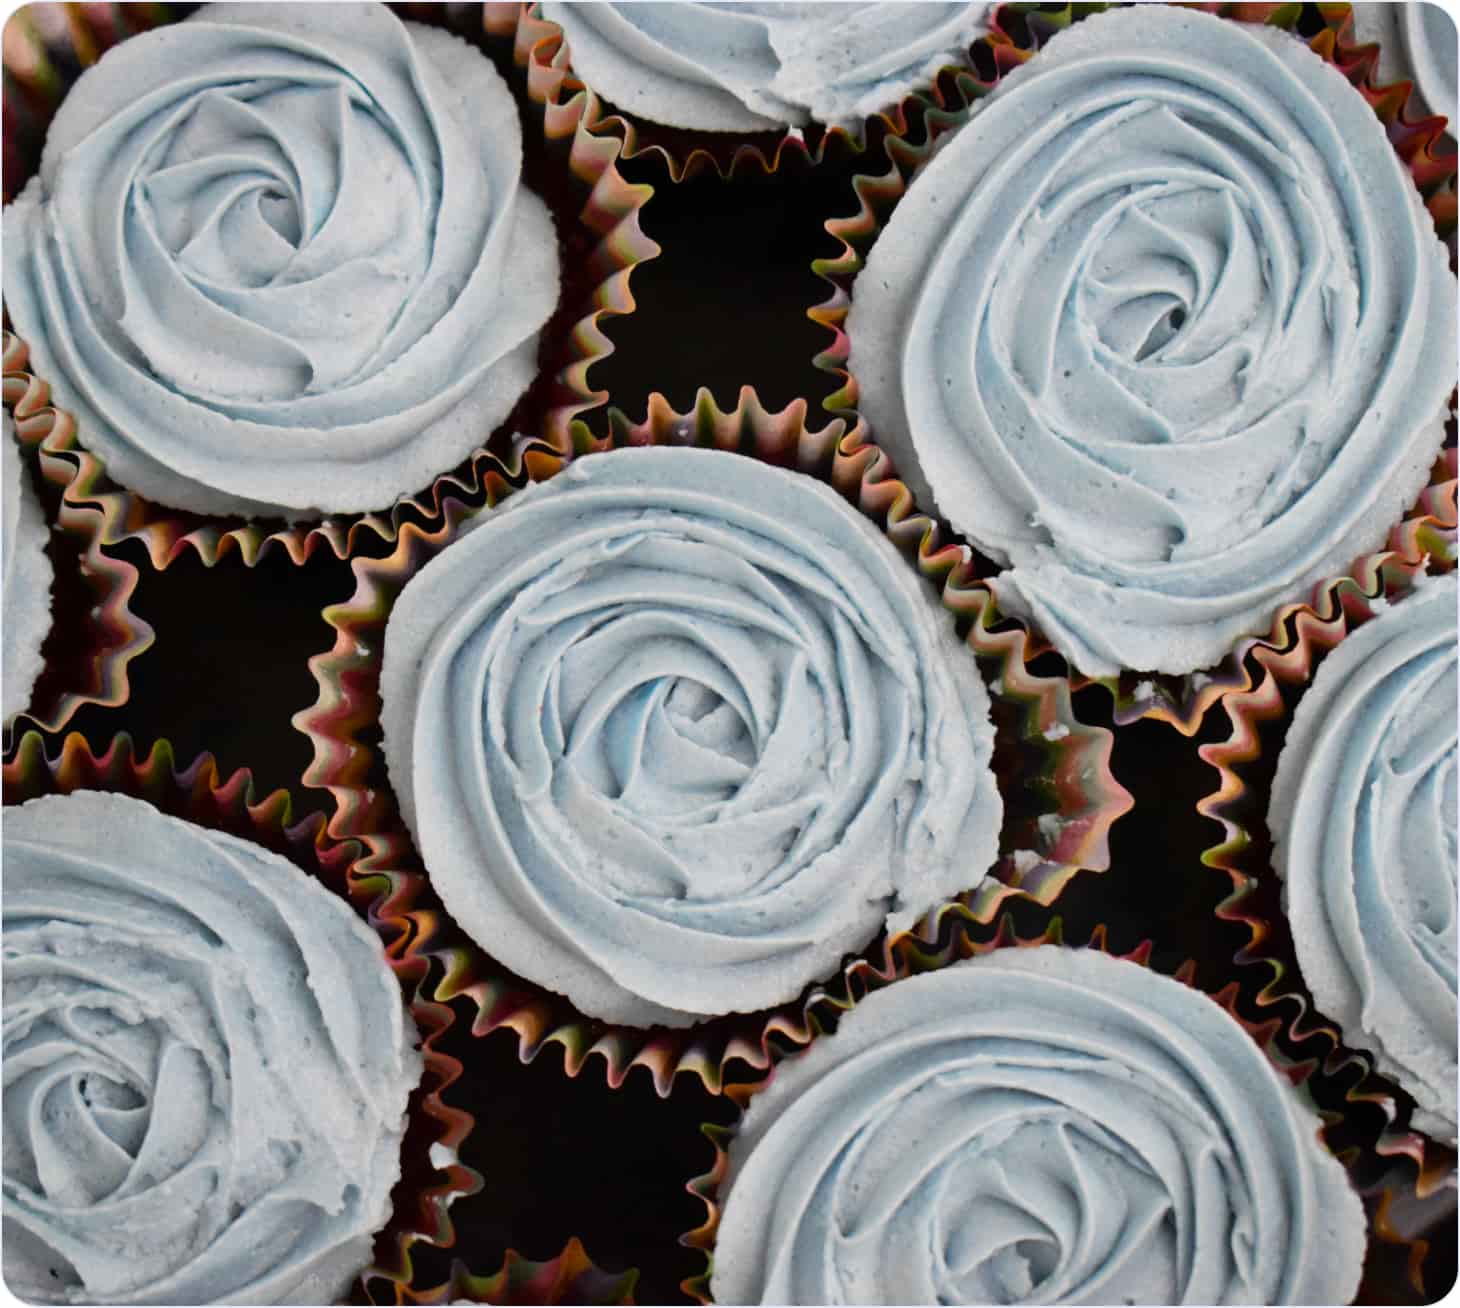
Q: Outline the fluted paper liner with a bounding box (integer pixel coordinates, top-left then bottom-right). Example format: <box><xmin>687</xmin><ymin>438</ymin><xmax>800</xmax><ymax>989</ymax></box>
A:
<box><xmin>399</xmin><ymin>1238</ymin><xmax>637</xmax><ymax>1306</ymax></box>
<box><xmin>814</xmin><ymin>1</ymin><xmax>1459</xmax><ymax>733</ymax></box>
<box><xmin>491</xmin><ymin>1</ymin><xmax>1032</xmax><ymax>183</ymax></box>
<box><xmin>1197</xmin><ymin>560</ymin><xmax>1458</xmax><ymax>1296</ymax></box>
<box><xmin>1</xmin><ymin>730</ymin><xmax>481</xmax><ymax>1303</ymax></box>
<box><xmin>679</xmin><ymin>918</ymin><xmax>1444</xmax><ymax>1304</ymax></box>
<box><xmin>293</xmin><ymin>386</ymin><xmax>1132</xmax><ymax>1098</ymax></box>
<box><xmin>0</xmin><ymin>2</ymin><xmax>656</xmax><ymax>569</ymax></box>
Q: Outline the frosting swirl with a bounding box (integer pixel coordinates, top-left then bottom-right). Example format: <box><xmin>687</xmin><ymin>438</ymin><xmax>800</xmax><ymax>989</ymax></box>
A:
<box><xmin>2</xmin><ymin>792</ymin><xmax>421</xmax><ymax>1304</ymax></box>
<box><xmin>2</xmin><ymin>2</ymin><xmax>559</xmax><ymax>518</ymax></box>
<box><xmin>541</xmin><ymin>3</ymin><xmax>991</xmax><ymax>131</ymax></box>
<box><xmin>712</xmin><ymin>946</ymin><xmax>1366</xmax><ymax>1305</ymax></box>
<box><xmin>1270</xmin><ymin>579</ymin><xmax>1458</xmax><ymax>1141</ymax></box>
<box><xmin>2</xmin><ymin>415</ymin><xmax>54</xmax><ymax>724</ymax></box>
<box><xmin>848</xmin><ymin>5</ymin><xmax>1455</xmax><ymax>677</ymax></box>
<box><xmin>381</xmin><ymin>447</ymin><xmax>1001</xmax><ymax>1027</ymax></box>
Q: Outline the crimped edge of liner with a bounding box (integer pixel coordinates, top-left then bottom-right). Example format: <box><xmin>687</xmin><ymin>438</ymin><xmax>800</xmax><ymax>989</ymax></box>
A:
<box><xmin>292</xmin><ymin>384</ymin><xmax>1132</xmax><ymax>1098</ymax></box>
<box><xmin>1197</xmin><ymin>567</ymin><xmax>1458</xmax><ymax>1223</ymax></box>
<box><xmin>0</xmin><ymin>3</ymin><xmax>657</xmax><ymax>570</ymax></box>
<box><xmin>399</xmin><ymin>1237</ymin><xmax>637</xmax><ymax>1306</ymax></box>
<box><xmin>678</xmin><ymin>918</ymin><xmax>1440</xmax><ymax>1304</ymax></box>
<box><xmin>810</xmin><ymin>0</ymin><xmax>1459</xmax><ymax>734</ymax></box>
<box><xmin>0</xmin><ymin>729</ymin><xmax>481</xmax><ymax>1304</ymax></box>
<box><xmin>490</xmin><ymin>0</ymin><xmax>1033</xmax><ymax>183</ymax></box>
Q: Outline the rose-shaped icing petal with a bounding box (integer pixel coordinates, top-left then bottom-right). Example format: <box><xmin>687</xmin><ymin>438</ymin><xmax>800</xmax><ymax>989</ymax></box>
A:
<box><xmin>712</xmin><ymin>946</ymin><xmax>1366</xmax><ymax>1306</ymax></box>
<box><xmin>2</xmin><ymin>415</ymin><xmax>54</xmax><ymax>725</ymax></box>
<box><xmin>1270</xmin><ymin>578</ymin><xmax>1458</xmax><ymax>1141</ymax></box>
<box><xmin>1351</xmin><ymin>2</ymin><xmax>1458</xmax><ymax>126</ymax></box>
<box><xmin>2</xmin><ymin>792</ymin><xmax>422</xmax><ymax>1304</ymax></box>
<box><xmin>2</xmin><ymin>2</ymin><xmax>559</xmax><ymax>518</ymax></box>
<box><xmin>848</xmin><ymin>5</ymin><xmax>1456</xmax><ymax>677</ymax></box>
<box><xmin>381</xmin><ymin>447</ymin><xmax>1002</xmax><ymax>1027</ymax></box>
<box><xmin>541</xmin><ymin>2</ymin><xmax>991</xmax><ymax>131</ymax></box>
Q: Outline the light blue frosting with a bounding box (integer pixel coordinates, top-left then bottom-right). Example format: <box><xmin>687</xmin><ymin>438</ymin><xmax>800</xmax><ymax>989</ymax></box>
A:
<box><xmin>541</xmin><ymin>2</ymin><xmax>991</xmax><ymax>131</ymax></box>
<box><xmin>2</xmin><ymin>415</ymin><xmax>53</xmax><ymax>725</ymax></box>
<box><xmin>848</xmin><ymin>4</ymin><xmax>1456</xmax><ymax>677</ymax></box>
<box><xmin>2</xmin><ymin>792</ymin><xmax>421</xmax><ymax>1304</ymax></box>
<box><xmin>2</xmin><ymin>3</ymin><xmax>558</xmax><ymax>518</ymax></box>
<box><xmin>1271</xmin><ymin>578</ymin><xmax>1458</xmax><ymax>1141</ymax></box>
<box><xmin>380</xmin><ymin>447</ymin><xmax>1002</xmax><ymax>1027</ymax></box>
<box><xmin>712</xmin><ymin>946</ymin><xmax>1366</xmax><ymax>1306</ymax></box>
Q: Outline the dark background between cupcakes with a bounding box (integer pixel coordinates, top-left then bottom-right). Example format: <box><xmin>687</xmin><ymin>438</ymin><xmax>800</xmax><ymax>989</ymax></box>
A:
<box><xmin>2</xmin><ymin>1</ymin><xmax>1455</xmax><ymax>1302</ymax></box>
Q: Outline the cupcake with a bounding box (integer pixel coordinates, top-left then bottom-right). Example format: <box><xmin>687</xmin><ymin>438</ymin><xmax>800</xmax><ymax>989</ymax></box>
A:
<box><xmin>3</xmin><ymin>413</ymin><xmax>54</xmax><ymax>724</ymax></box>
<box><xmin>2</xmin><ymin>2</ymin><xmax>559</xmax><ymax>519</ymax></box>
<box><xmin>380</xmin><ymin>444</ymin><xmax>1003</xmax><ymax>1027</ymax></box>
<box><xmin>1351</xmin><ymin>2</ymin><xmax>1457</xmax><ymax>127</ymax></box>
<box><xmin>538</xmin><ymin>3</ymin><xmax>993</xmax><ymax>133</ymax></box>
<box><xmin>2</xmin><ymin>790</ymin><xmax>423</xmax><ymax>1304</ymax></box>
<box><xmin>845</xmin><ymin>3</ymin><xmax>1456</xmax><ymax>679</ymax></box>
<box><xmin>1269</xmin><ymin>577</ymin><xmax>1457</xmax><ymax>1143</ymax></box>
<box><xmin>709</xmin><ymin>946</ymin><xmax>1366</xmax><ymax>1305</ymax></box>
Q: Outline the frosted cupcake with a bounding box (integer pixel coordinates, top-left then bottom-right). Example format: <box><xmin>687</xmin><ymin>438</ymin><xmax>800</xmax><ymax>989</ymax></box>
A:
<box><xmin>2</xmin><ymin>414</ymin><xmax>53</xmax><ymax>725</ymax></box>
<box><xmin>2</xmin><ymin>2</ymin><xmax>559</xmax><ymax>519</ymax></box>
<box><xmin>2</xmin><ymin>791</ymin><xmax>422</xmax><ymax>1304</ymax></box>
<box><xmin>710</xmin><ymin>946</ymin><xmax>1366</xmax><ymax>1305</ymax></box>
<box><xmin>847</xmin><ymin>4</ymin><xmax>1456</xmax><ymax>678</ymax></box>
<box><xmin>538</xmin><ymin>3</ymin><xmax>993</xmax><ymax>133</ymax></box>
<box><xmin>1270</xmin><ymin>578</ymin><xmax>1457</xmax><ymax>1142</ymax></box>
<box><xmin>380</xmin><ymin>445</ymin><xmax>1002</xmax><ymax>1027</ymax></box>
<box><xmin>1351</xmin><ymin>2</ymin><xmax>1457</xmax><ymax>126</ymax></box>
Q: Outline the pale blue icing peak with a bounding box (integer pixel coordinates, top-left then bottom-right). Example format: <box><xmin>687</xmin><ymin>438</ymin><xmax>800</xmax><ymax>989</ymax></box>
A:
<box><xmin>2</xmin><ymin>792</ymin><xmax>421</xmax><ymax>1304</ymax></box>
<box><xmin>712</xmin><ymin>946</ymin><xmax>1366</xmax><ymax>1305</ymax></box>
<box><xmin>2</xmin><ymin>3</ymin><xmax>558</xmax><ymax>518</ymax></box>
<box><xmin>380</xmin><ymin>447</ymin><xmax>1002</xmax><ymax>1027</ymax></box>
<box><xmin>848</xmin><ymin>5</ymin><xmax>1455</xmax><ymax>676</ymax></box>
<box><xmin>542</xmin><ymin>2</ymin><xmax>992</xmax><ymax>131</ymax></box>
<box><xmin>1271</xmin><ymin>578</ymin><xmax>1458</xmax><ymax>1141</ymax></box>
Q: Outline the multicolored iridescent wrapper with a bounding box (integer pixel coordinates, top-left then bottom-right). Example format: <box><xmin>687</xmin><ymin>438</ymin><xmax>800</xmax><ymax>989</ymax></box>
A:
<box><xmin>398</xmin><ymin>1238</ymin><xmax>638</xmax><ymax>1306</ymax></box>
<box><xmin>814</xmin><ymin>1</ymin><xmax>1459</xmax><ymax>733</ymax></box>
<box><xmin>1</xmin><ymin>730</ymin><xmax>481</xmax><ymax>1303</ymax></box>
<box><xmin>1</xmin><ymin>396</ymin><xmax>153</xmax><ymax>737</ymax></box>
<box><xmin>0</xmin><ymin>2</ymin><xmax>655</xmax><ymax>569</ymax></box>
<box><xmin>1198</xmin><ymin>561</ymin><xmax>1458</xmax><ymax>1296</ymax></box>
<box><xmin>680</xmin><ymin>917</ymin><xmax>1445</xmax><ymax>1304</ymax></box>
<box><xmin>490</xmin><ymin>1</ymin><xmax>1030</xmax><ymax>182</ymax></box>
<box><xmin>294</xmin><ymin>387</ymin><xmax>1131</xmax><ymax>1097</ymax></box>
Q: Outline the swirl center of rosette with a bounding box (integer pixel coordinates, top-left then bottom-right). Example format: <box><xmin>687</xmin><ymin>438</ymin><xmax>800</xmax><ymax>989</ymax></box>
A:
<box><xmin>382</xmin><ymin>447</ymin><xmax>1003</xmax><ymax>1026</ymax></box>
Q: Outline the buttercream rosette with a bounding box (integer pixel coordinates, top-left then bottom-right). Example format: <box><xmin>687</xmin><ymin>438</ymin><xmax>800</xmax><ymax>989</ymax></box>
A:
<box><xmin>296</xmin><ymin>389</ymin><xmax>1128</xmax><ymax>1092</ymax></box>
<box><xmin>0</xmin><ymin>732</ymin><xmax>481</xmax><ymax>1305</ymax></box>
<box><xmin>842</xmin><ymin>2</ymin><xmax>1457</xmax><ymax>681</ymax></box>
<box><xmin>702</xmin><ymin>945</ymin><xmax>1366</xmax><ymax>1306</ymax></box>
<box><xmin>3</xmin><ymin>412</ymin><xmax>54</xmax><ymax>725</ymax></box>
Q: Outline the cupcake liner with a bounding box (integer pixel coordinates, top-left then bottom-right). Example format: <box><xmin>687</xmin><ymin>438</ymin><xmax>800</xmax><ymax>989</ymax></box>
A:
<box><xmin>1197</xmin><ymin>569</ymin><xmax>1458</xmax><ymax>1213</ymax></box>
<box><xmin>293</xmin><ymin>385</ymin><xmax>1131</xmax><ymax>1097</ymax></box>
<box><xmin>397</xmin><ymin>1238</ymin><xmax>637</xmax><ymax>1306</ymax></box>
<box><xmin>813</xmin><ymin>1</ymin><xmax>1459</xmax><ymax>733</ymax></box>
<box><xmin>2</xmin><ymin>389</ymin><xmax>154</xmax><ymax>736</ymax></box>
<box><xmin>0</xmin><ymin>3</ymin><xmax>656</xmax><ymax>569</ymax></box>
<box><xmin>495</xmin><ymin>1</ymin><xmax>1033</xmax><ymax>183</ymax></box>
<box><xmin>679</xmin><ymin>916</ymin><xmax>1445</xmax><ymax>1304</ymax></box>
<box><xmin>0</xmin><ymin>729</ymin><xmax>482</xmax><ymax>1303</ymax></box>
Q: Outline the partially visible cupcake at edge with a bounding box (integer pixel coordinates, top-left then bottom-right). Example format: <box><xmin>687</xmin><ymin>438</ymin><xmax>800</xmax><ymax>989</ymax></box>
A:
<box><xmin>2</xmin><ymin>413</ymin><xmax>53</xmax><ymax>725</ymax></box>
<box><xmin>709</xmin><ymin>946</ymin><xmax>1366</xmax><ymax>1305</ymax></box>
<box><xmin>2</xmin><ymin>791</ymin><xmax>421</xmax><ymax>1304</ymax></box>
<box><xmin>2</xmin><ymin>2</ymin><xmax>559</xmax><ymax>520</ymax></box>
<box><xmin>379</xmin><ymin>446</ymin><xmax>1003</xmax><ymax>1027</ymax></box>
<box><xmin>847</xmin><ymin>3</ymin><xmax>1456</xmax><ymax>678</ymax></box>
<box><xmin>1269</xmin><ymin>577</ymin><xmax>1458</xmax><ymax>1142</ymax></box>
<box><xmin>539</xmin><ymin>2</ymin><xmax>993</xmax><ymax>133</ymax></box>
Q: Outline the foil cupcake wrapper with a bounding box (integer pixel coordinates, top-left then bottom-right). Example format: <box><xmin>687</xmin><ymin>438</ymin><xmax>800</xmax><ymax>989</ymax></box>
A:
<box><xmin>678</xmin><ymin>917</ymin><xmax>1443</xmax><ymax>1304</ymax></box>
<box><xmin>399</xmin><ymin>1238</ymin><xmax>637</xmax><ymax>1306</ymax></box>
<box><xmin>293</xmin><ymin>385</ymin><xmax>1132</xmax><ymax>1097</ymax></box>
<box><xmin>813</xmin><ymin>1</ymin><xmax>1459</xmax><ymax>733</ymax></box>
<box><xmin>1196</xmin><ymin>566</ymin><xmax>1458</xmax><ymax>1278</ymax></box>
<box><xmin>0</xmin><ymin>3</ymin><xmax>656</xmax><ymax>568</ymax></box>
<box><xmin>495</xmin><ymin>1</ymin><xmax>1033</xmax><ymax>182</ymax></box>
<box><xmin>1</xmin><ymin>395</ymin><xmax>154</xmax><ymax>737</ymax></box>
<box><xmin>1</xmin><ymin>729</ymin><xmax>482</xmax><ymax>1303</ymax></box>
